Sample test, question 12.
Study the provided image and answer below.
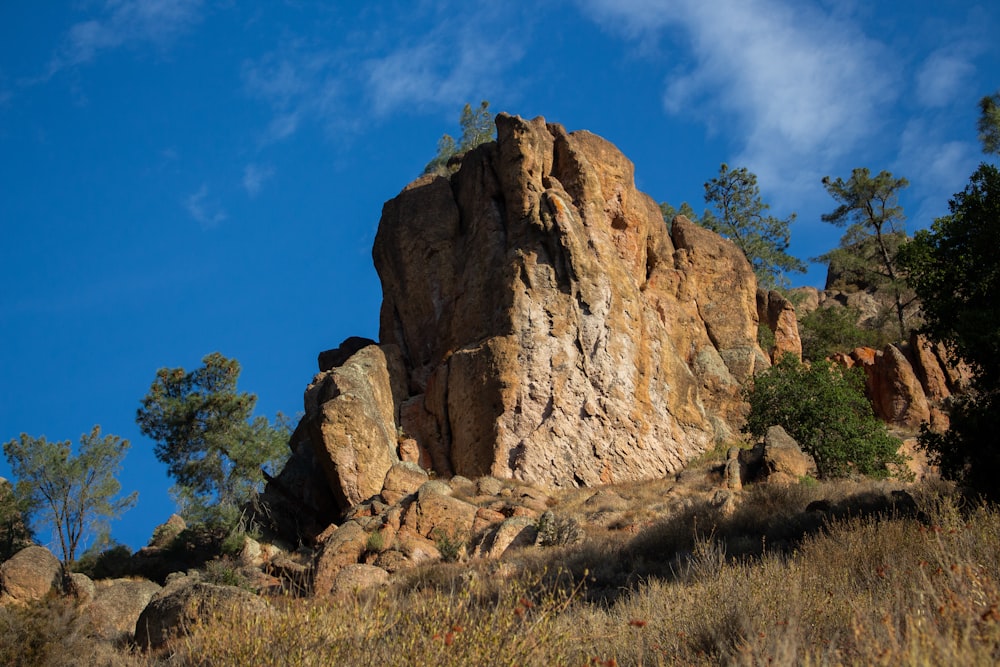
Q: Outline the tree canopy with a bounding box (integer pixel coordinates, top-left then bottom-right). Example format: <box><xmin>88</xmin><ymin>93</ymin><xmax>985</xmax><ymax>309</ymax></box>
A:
<box><xmin>423</xmin><ymin>100</ymin><xmax>495</xmax><ymax>176</ymax></box>
<box><xmin>899</xmin><ymin>163</ymin><xmax>1000</xmax><ymax>499</ymax></box>
<box><xmin>2</xmin><ymin>426</ymin><xmax>136</xmax><ymax>563</ymax></box>
<box><xmin>662</xmin><ymin>164</ymin><xmax>805</xmax><ymax>289</ymax></box>
<box><xmin>699</xmin><ymin>163</ymin><xmax>806</xmax><ymax>289</ymax></box>
<box><xmin>136</xmin><ymin>352</ymin><xmax>290</xmax><ymax>523</ymax></box>
<box><xmin>978</xmin><ymin>90</ymin><xmax>1000</xmax><ymax>155</ymax></box>
<box><xmin>818</xmin><ymin>168</ymin><xmax>913</xmax><ymax>340</ymax></box>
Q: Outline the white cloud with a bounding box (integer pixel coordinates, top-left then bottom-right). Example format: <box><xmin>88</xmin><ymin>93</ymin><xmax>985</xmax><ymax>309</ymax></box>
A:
<box><xmin>242</xmin><ymin>163</ymin><xmax>274</xmax><ymax>198</ymax></box>
<box><xmin>916</xmin><ymin>49</ymin><xmax>975</xmax><ymax>108</ymax></box>
<box><xmin>50</xmin><ymin>0</ymin><xmax>203</xmax><ymax>74</ymax></box>
<box><xmin>577</xmin><ymin>0</ymin><xmax>900</xmax><ymax>192</ymax></box>
<box><xmin>363</xmin><ymin>14</ymin><xmax>524</xmax><ymax>116</ymax></box>
<box><xmin>241</xmin><ymin>44</ymin><xmax>342</xmax><ymax>143</ymax></box>
<box><xmin>242</xmin><ymin>3</ymin><xmax>527</xmax><ymax>141</ymax></box>
<box><xmin>185</xmin><ymin>185</ymin><xmax>227</xmax><ymax>228</ymax></box>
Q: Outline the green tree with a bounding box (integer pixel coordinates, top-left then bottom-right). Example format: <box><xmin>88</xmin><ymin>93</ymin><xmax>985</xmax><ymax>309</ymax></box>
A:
<box><xmin>0</xmin><ymin>478</ymin><xmax>33</xmax><ymax>561</ymax></box>
<box><xmin>423</xmin><ymin>100</ymin><xmax>495</xmax><ymax>176</ymax></box>
<box><xmin>743</xmin><ymin>355</ymin><xmax>904</xmax><ymax>479</ymax></box>
<box><xmin>899</xmin><ymin>163</ymin><xmax>1000</xmax><ymax>498</ymax></box>
<box><xmin>798</xmin><ymin>304</ymin><xmax>881</xmax><ymax>363</ymax></box>
<box><xmin>819</xmin><ymin>168</ymin><xmax>912</xmax><ymax>340</ymax></box>
<box><xmin>659</xmin><ymin>201</ymin><xmax>714</xmax><ymax>230</ymax></box>
<box><xmin>2</xmin><ymin>426</ymin><xmax>136</xmax><ymax>563</ymax></box>
<box><xmin>978</xmin><ymin>90</ymin><xmax>1000</xmax><ymax>155</ymax></box>
<box><xmin>136</xmin><ymin>352</ymin><xmax>290</xmax><ymax>523</ymax></box>
<box><xmin>697</xmin><ymin>164</ymin><xmax>806</xmax><ymax>289</ymax></box>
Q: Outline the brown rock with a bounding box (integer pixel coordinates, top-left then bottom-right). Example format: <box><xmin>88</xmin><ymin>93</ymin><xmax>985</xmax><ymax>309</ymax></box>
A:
<box><xmin>87</xmin><ymin>578</ymin><xmax>162</xmax><ymax>642</ymax></box>
<box><xmin>328</xmin><ymin>564</ymin><xmax>389</xmax><ymax>598</ymax></box>
<box><xmin>870</xmin><ymin>345</ymin><xmax>931</xmax><ymax>428</ymax></box>
<box><xmin>0</xmin><ymin>545</ymin><xmax>63</xmax><ymax>605</ymax></box>
<box><xmin>413</xmin><ymin>492</ymin><xmax>478</xmax><ymax>540</ymax></box>
<box><xmin>303</xmin><ymin>344</ymin><xmax>404</xmax><ymax>510</ymax></box>
<box><xmin>757</xmin><ymin>289</ymin><xmax>802</xmax><ymax>362</ymax></box>
<box><xmin>471</xmin><ymin>517</ymin><xmax>538</xmax><ymax>559</ymax></box>
<box><xmin>394</xmin><ymin>527</ymin><xmax>442</xmax><ymax>564</ymax></box>
<box><xmin>380</xmin><ymin>461</ymin><xmax>429</xmax><ymax>505</ymax></box>
<box><xmin>910</xmin><ymin>333</ymin><xmax>952</xmax><ymax>402</ymax></box>
<box><xmin>312</xmin><ymin>521</ymin><xmax>368</xmax><ymax>596</ymax></box>
<box><xmin>135</xmin><ymin>581</ymin><xmax>267</xmax><ymax>650</ymax></box>
<box><xmin>740</xmin><ymin>426</ymin><xmax>816</xmax><ymax>485</ymax></box>
<box><xmin>373</xmin><ymin>113</ymin><xmax>767</xmax><ymax>489</ymax></box>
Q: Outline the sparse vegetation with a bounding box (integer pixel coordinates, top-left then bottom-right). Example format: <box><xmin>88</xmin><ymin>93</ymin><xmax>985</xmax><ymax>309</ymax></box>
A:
<box><xmin>798</xmin><ymin>303</ymin><xmax>881</xmax><ymax>361</ymax></box>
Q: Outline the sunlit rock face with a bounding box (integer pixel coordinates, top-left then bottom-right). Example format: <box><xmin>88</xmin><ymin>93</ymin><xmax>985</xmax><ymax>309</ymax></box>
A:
<box><xmin>372</xmin><ymin>113</ymin><xmax>767</xmax><ymax>489</ymax></box>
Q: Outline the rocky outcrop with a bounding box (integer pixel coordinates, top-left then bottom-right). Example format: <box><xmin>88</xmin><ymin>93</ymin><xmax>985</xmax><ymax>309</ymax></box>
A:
<box><xmin>833</xmin><ymin>333</ymin><xmax>967</xmax><ymax>431</ymax></box>
<box><xmin>86</xmin><ymin>578</ymin><xmax>162</xmax><ymax>642</ymax></box>
<box><xmin>738</xmin><ymin>426</ymin><xmax>816</xmax><ymax>485</ymax></box>
<box><xmin>368</xmin><ymin>113</ymin><xmax>766</xmax><ymax>492</ymax></box>
<box><xmin>135</xmin><ymin>578</ymin><xmax>268</xmax><ymax>650</ymax></box>
<box><xmin>757</xmin><ymin>289</ymin><xmax>802</xmax><ymax>362</ymax></box>
<box><xmin>0</xmin><ymin>545</ymin><xmax>63</xmax><ymax>605</ymax></box>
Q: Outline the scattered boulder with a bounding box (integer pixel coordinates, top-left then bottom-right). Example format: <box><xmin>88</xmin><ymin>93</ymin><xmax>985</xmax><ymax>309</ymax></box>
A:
<box><xmin>739</xmin><ymin>426</ymin><xmax>816</xmax><ymax>485</ymax></box>
<box><xmin>471</xmin><ymin>517</ymin><xmax>538</xmax><ymax>559</ymax></box>
<box><xmin>86</xmin><ymin>578</ymin><xmax>162</xmax><ymax>642</ymax></box>
<box><xmin>380</xmin><ymin>462</ymin><xmax>429</xmax><ymax>505</ymax></box>
<box><xmin>312</xmin><ymin>521</ymin><xmax>368</xmax><ymax>596</ymax></box>
<box><xmin>135</xmin><ymin>581</ymin><xmax>267</xmax><ymax>650</ymax></box>
<box><xmin>0</xmin><ymin>545</ymin><xmax>63</xmax><ymax>605</ymax></box>
<box><xmin>328</xmin><ymin>564</ymin><xmax>389</xmax><ymax>598</ymax></box>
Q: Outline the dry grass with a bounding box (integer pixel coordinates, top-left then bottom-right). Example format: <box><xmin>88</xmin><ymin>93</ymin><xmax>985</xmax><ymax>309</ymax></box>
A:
<box><xmin>159</xmin><ymin>479</ymin><xmax>1000</xmax><ymax>666</ymax></box>
<box><xmin>4</xmin><ymin>477</ymin><xmax>999</xmax><ymax>666</ymax></box>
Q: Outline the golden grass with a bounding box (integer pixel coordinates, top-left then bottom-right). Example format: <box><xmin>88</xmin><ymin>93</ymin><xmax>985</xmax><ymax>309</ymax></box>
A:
<box><xmin>4</xmin><ymin>479</ymin><xmax>998</xmax><ymax>666</ymax></box>
<box><xmin>162</xmin><ymin>481</ymin><xmax>1000</xmax><ymax>666</ymax></box>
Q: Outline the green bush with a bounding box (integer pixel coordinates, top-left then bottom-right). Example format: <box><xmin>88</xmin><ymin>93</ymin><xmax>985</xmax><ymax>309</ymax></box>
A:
<box><xmin>743</xmin><ymin>355</ymin><xmax>905</xmax><ymax>478</ymax></box>
<box><xmin>798</xmin><ymin>304</ymin><xmax>880</xmax><ymax>361</ymax></box>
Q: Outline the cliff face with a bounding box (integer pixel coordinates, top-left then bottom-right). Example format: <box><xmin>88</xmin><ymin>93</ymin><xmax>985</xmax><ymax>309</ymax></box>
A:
<box><xmin>371</xmin><ymin>113</ymin><xmax>767</xmax><ymax>489</ymax></box>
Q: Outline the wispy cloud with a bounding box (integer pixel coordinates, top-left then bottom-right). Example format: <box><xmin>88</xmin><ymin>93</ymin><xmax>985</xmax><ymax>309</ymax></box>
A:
<box><xmin>242</xmin><ymin>4</ymin><xmax>528</xmax><ymax>142</ymax></box>
<box><xmin>185</xmin><ymin>185</ymin><xmax>227</xmax><ymax>228</ymax></box>
<box><xmin>578</xmin><ymin>0</ymin><xmax>899</xmax><ymax>193</ymax></box>
<box><xmin>242</xmin><ymin>163</ymin><xmax>274</xmax><ymax>198</ymax></box>
<box><xmin>363</xmin><ymin>11</ymin><xmax>525</xmax><ymax>116</ymax></box>
<box><xmin>48</xmin><ymin>0</ymin><xmax>204</xmax><ymax>75</ymax></box>
<box><xmin>916</xmin><ymin>48</ymin><xmax>976</xmax><ymax>108</ymax></box>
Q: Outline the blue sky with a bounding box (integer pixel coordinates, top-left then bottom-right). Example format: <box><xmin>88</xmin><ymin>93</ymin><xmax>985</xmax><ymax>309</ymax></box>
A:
<box><xmin>2</xmin><ymin>1</ymin><xmax>997</xmax><ymax>552</ymax></box>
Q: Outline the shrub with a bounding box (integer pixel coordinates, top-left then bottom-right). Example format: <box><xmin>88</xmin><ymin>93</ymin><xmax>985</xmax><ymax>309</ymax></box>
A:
<box><xmin>535</xmin><ymin>511</ymin><xmax>586</xmax><ymax>548</ymax></box>
<box><xmin>432</xmin><ymin>528</ymin><xmax>465</xmax><ymax>563</ymax></box>
<box><xmin>743</xmin><ymin>355</ymin><xmax>905</xmax><ymax>478</ymax></box>
<box><xmin>798</xmin><ymin>304</ymin><xmax>880</xmax><ymax>361</ymax></box>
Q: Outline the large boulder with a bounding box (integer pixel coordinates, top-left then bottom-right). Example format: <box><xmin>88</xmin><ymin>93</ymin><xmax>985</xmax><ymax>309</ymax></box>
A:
<box><xmin>372</xmin><ymin>113</ymin><xmax>767</xmax><ymax>489</ymax></box>
<box><xmin>300</xmin><ymin>343</ymin><xmax>405</xmax><ymax>511</ymax></box>
<box><xmin>86</xmin><ymin>578</ymin><xmax>162</xmax><ymax>642</ymax></box>
<box><xmin>0</xmin><ymin>545</ymin><xmax>63</xmax><ymax>605</ymax></box>
<box><xmin>135</xmin><ymin>580</ymin><xmax>267</xmax><ymax>650</ymax></box>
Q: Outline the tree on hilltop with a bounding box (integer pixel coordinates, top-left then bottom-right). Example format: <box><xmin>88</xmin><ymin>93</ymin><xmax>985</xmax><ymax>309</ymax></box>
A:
<box><xmin>423</xmin><ymin>100</ymin><xmax>495</xmax><ymax>176</ymax></box>
<box><xmin>978</xmin><ymin>90</ymin><xmax>1000</xmax><ymax>155</ymax></box>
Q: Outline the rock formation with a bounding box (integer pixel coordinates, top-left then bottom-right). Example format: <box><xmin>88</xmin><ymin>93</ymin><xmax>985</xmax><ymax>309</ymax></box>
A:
<box><xmin>367</xmin><ymin>113</ymin><xmax>766</xmax><ymax>494</ymax></box>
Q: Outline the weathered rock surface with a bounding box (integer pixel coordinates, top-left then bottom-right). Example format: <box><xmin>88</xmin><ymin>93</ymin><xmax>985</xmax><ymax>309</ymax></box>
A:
<box><xmin>757</xmin><ymin>289</ymin><xmax>802</xmax><ymax>362</ymax></box>
<box><xmin>135</xmin><ymin>580</ymin><xmax>267</xmax><ymax>650</ymax></box>
<box><xmin>0</xmin><ymin>545</ymin><xmax>63</xmax><ymax>604</ymax></box>
<box><xmin>371</xmin><ymin>113</ymin><xmax>767</xmax><ymax>489</ymax></box>
<box><xmin>739</xmin><ymin>426</ymin><xmax>816</xmax><ymax>485</ymax></box>
<box><xmin>87</xmin><ymin>578</ymin><xmax>162</xmax><ymax>642</ymax></box>
<box><xmin>301</xmin><ymin>344</ymin><xmax>404</xmax><ymax>509</ymax></box>
<box><xmin>835</xmin><ymin>336</ymin><xmax>961</xmax><ymax>431</ymax></box>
